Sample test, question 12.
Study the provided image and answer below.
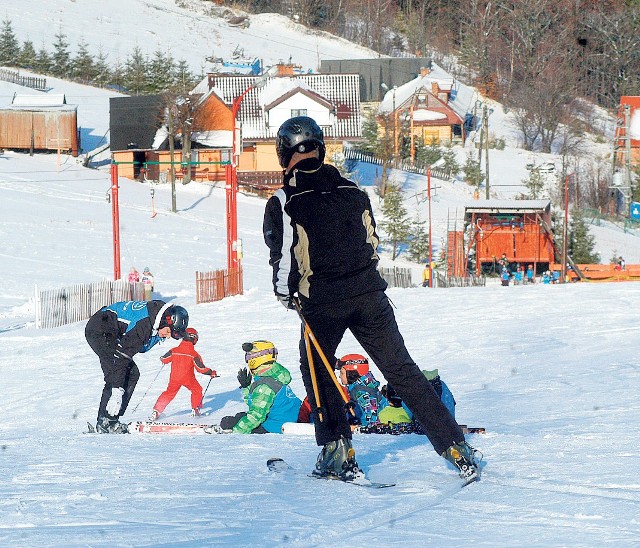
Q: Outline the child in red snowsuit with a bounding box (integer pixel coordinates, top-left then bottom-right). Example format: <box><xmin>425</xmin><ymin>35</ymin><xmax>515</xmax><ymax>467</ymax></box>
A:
<box><xmin>151</xmin><ymin>328</ymin><xmax>217</xmax><ymax>420</ymax></box>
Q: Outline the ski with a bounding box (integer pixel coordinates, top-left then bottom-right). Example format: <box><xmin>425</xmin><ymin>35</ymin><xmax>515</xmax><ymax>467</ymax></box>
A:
<box><xmin>460</xmin><ymin>424</ymin><xmax>486</xmax><ymax>435</ymax></box>
<box><xmin>131</xmin><ymin>421</ymin><xmax>228</xmax><ymax>434</ymax></box>
<box><xmin>266</xmin><ymin>457</ymin><xmax>396</xmax><ymax>489</ymax></box>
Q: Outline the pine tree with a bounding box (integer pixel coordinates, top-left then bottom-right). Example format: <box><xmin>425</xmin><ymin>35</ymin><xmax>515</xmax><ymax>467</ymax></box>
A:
<box><xmin>123</xmin><ymin>46</ymin><xmax>148</xmax><ymax>95</ymax></box>
<box><xmin>416</xmin><ymin>138</ymin><xmax>442</xmax><ymax>166</ymax></box>
<box><xmin>73</xmin><ymin>39</ymin><xmax>95</xmax><ymax>82</ymax></box>
<box><xmin>379</xmin><ymin>183</ymin><xmax>411</xmax><ymax>260</ymax></box>
<box><xmin>51</xmin><ymin>30</ymin><xmax>71</xmax><ymax>77</ymax></box>
<box><xmin>523</xmin><ymin>168</ymin><xmax>544</xmax><ymax>199</ymax></box>
<box><xmin>463</xmin><ymin>151</ymin><xmax>484</xmax><ymax>187</ymax></box>
<box><xmin>441</xmin><ymin>146</ymin><xmax>460</xmax><ymax>177</ymax></box>
<box><xmin>148</xmin><ymin>49</ymin><xmax>175</xmax><ymax>93</ymax></box>
<box><xmin>0</xmin><ymin>19</ymin><xmax>20</xmax><ymax>67</ymax></box>
<box><xmin>18</xmin><ymin>40</ymin><xmax>37</xmax><ymax>69</ymax></box>
<box><xmin>34</xmin><ymin>43</ymin><xmax>52</xmax><ymax>74</ymax></box>
<box><xmin>568</xmin><ymin>208</ymin><xmax>600</xmax><ymax>263</ymax></box>
<box><xmin>408</xmin><ymin>216</ymin><xmax>430</xmax><ymax>263</ymax></box>
<box><xmin>173</xmin><ymin>59</ymin><xmax>194</xmax><ymax>94</ymax></box>
<box><xmin>93</xmin><ymin>48</ymin><xmax>112</xmax><ymax>88</ymax></box>
<box><xmin>360</xmin><ymin>109</ymin><xmax>380</xmax><ymax>154</ymax></box>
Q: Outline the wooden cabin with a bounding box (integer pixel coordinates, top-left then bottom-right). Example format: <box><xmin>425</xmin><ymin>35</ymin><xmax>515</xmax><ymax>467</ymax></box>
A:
<box><xmin>464</xmin><ymin>200</ymin><xmax>555</xmax><ymax>276</ymax></box>
<box><xmin>0</xmin><ymin>94</ymin><xmax>79</xmax><ymax>156</ymax></box>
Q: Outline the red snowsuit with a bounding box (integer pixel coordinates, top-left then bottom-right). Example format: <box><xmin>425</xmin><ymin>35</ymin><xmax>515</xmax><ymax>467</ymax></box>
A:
<box><xmin>153</xmin><ymin>339</ymin><xmax>215</xmax><ymax>413</ymax></box>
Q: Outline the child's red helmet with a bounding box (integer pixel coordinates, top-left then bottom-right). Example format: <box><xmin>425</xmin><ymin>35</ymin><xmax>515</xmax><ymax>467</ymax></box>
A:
<box><xmin>185</xmin><ymin>327</ymin><xmax>199</xmax><ymax>344</ymax></box>
<box><xmin>337</xmin><ymin>354</ymin><xmax>369</xmax><ymax>376</ymax></box>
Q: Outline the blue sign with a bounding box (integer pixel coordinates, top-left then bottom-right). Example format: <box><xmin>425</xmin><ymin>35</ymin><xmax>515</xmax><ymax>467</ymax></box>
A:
<box><xmin>631</xmin><ymin>202</ymin><xmax>640</xmax><ymax>221</ymax></box>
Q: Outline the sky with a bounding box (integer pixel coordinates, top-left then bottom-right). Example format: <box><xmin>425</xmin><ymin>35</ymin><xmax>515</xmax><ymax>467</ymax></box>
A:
<box><xmin>1</xmin><ymin>2</ymin><xmax>640</xmax><ymax>546</ymax></box>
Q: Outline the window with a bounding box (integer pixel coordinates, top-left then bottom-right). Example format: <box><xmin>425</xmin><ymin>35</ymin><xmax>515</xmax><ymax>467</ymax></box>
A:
<box><xmin>291</xmin><ymin>109</ymin><xmax>307</xmax><ymax>117</ymax></box>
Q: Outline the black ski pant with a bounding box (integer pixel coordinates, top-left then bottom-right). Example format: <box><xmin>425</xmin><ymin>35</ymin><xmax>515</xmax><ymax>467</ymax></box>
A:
<box><xmin>299</xmin><ymin>290</ymin><xmax>464</xmax><ymax>455</ymax></box>
<box><xmin>85</xmin><ymin>315</ymin><xmax>140</xmax><ymax>422</ymax></box>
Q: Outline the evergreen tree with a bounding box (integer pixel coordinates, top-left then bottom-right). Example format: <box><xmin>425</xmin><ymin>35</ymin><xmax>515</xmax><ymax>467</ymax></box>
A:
<box><xmin>51</xmin><ymin>30</ymin><xmax>71</xmax><ymax>77</ymax></box>
<box><xmin>523</xmin><ymin>168</ymin><xmax>544</xmax><ymax>199</ymax></box>
<box><xmin>73</xmin><ymin>39</ymin><xmax>95</xmax><ymax>82</ymax></box>
<box><xmin>379</xmin><ymin>183</ymin><xmax>411</xmax><ymax>260</ymax></box>
<box><xmin>18</xmin><ymin>40</ymin><xmax>37</xmax><ymax>69</ymax></box>
<box><xmin>441</xmin><ymin>146</ymin><xmax>460</xmax><ymax>177</ymax></box>
<box><xmin>416</xmin><ymin>138</ymin><xmax>442</xmax><ymax>166</ymax></box>
<box><xmin>123</xmin><ymin>46</ymin><xmax>148</xmax><ymax>95</ymax></box>
<box><xmin>173</xmin><ymin>59</ymin><xmax>194</xmax><ymax>94</ymax></box>
<box><xmin>408</xmin><ymin>216</ymin><xmax>431</xmax><ymax>263</ymax></box>
<box><xmin>463</xmin><ymin>151</ymin><xmax>484</xmax><ymax>187</ymax></box>
<box><xmin>360</xmin><ymin>109</ymin><xmax>380</xmax><ymax>154</ymax></box>
<box><xmin>148</xmin><ymin>49</ymin><xmax>175</xmax><ymax>93</ymax></box>
<box><xmin>0</xmin><ymin>19</ymin><xmax>20</xmax><ymax>67</ymax></box>
<box><xmin>34</xmin><ymin>43</ymin><xmax>52</xmax><ymax>74</ymax></box>
<box><xmin>568</xmin><ymin>208</ymin><xmax>600</xmax><ymax>263</ymax></box>
<box><xmin>93</xmin><ymin>48</ymin><xmax>111</xmax><ymax>87</ymax></box>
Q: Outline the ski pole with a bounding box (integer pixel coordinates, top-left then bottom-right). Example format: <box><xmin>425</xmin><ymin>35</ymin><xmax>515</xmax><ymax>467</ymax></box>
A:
<box><xmin>199</xmin><ymin>374</ymin><xmax>216</xmax><ymax>409</ymax></box>
<box><xmin>292</xmin><ymin>298</ymin><xmax>355</xmax><ymax>418</ymax></box>
<box><xmin>131</xmin><ymin>362</ymin><xmax>165</xmax><ymax>413</ymax></box>
<box><xmin>304</xmin><ymin>327</ymin><xmax>324</xmax><ymax>422</ymax></box>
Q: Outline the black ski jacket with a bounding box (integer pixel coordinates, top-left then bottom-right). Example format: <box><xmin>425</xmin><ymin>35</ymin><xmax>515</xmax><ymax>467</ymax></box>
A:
<box><xmin>263</xmin><ymin>163</ymin><xmax>387</xmax><ymax>304</ymax></box>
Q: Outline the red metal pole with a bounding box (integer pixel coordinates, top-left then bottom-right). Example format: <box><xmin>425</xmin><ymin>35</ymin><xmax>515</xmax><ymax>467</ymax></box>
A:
<box><xmin>225</xmin><ymin>164</ymin><xmax>233</xmax><ymax>272</ymax></box>
<box><xmin>111</xmin><ymin>163</ymin><xmax>121</xmax><ymax>280</ymax></box>
<box><xmin>427</xmin><ymin>167</ymin><xmax>433</xmax><ymax>287</ymax></box>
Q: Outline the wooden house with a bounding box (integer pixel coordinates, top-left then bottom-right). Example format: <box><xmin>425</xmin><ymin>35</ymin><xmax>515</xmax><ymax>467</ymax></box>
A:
<box><xmin>378</xmin><ymin>73</ymin><xmax>465</xmax><ymax>157</ymax></box>
<box><xmin>464</xmin><ymin>200</ymin><xmax>555</xmax><ymax>276</ymax></box>
<box><xmin>199</xmin><ymin>69</ymin><xmax>361</xmax><ymax>176</ymax></box>
<box><xmin>0</xmin><ymin>94</ymin><xmax>79</xmax><ymax>156</ymax></box>
<box><xmin>110</xmin><ymin>91</ymin><xmax>233</xmax><ymax>182</ymax></box>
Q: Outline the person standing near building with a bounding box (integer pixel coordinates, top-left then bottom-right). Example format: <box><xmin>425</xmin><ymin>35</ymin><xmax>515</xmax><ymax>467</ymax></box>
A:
<box><xmin>141</xmin><ymin>267</ymin><xmax>154</xmax><ymax>300</ymax></box>
<box><xmin>262</xmin><ymin>116</ymin><xmax>480</xmax><ymax>483</ymax></box>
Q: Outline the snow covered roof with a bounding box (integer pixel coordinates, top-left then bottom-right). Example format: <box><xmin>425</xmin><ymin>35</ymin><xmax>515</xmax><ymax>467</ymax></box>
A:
<box><xmin>196</xmin><ymin>73</ymin><xmax>361</xmax><ymax>140</ymax></box>
<box><xmin>465</xmin><ymin>199</ymin><xmax>551</xmax><ymax>214</ymax></box>
<box><xmin>11</xmin><ymin>94</ymin><xmax>67</xmax><ymax>107</ymax></box>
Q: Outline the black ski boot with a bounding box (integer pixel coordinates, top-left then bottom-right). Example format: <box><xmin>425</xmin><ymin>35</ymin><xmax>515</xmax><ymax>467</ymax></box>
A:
<box><xmin>442</xmin><ymin>441</ymin><xmax>480</xmax><ymax>483</ymax></box>
<box><xmin>96</xmin><ymin>415</ymin><xmax>128</xmax><ymax>434</ymax></box>
<box><xmin>312</xmin><ymin>437</ymin><xmax>365</xmax><ymax>482</ymax></box>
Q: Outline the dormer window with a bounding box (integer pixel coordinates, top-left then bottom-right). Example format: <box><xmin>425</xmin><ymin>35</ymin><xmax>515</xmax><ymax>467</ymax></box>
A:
<box><xmin>291</xmin><ymin>108</ymin><xmax>307</xmax><ymax>117</ymax></box>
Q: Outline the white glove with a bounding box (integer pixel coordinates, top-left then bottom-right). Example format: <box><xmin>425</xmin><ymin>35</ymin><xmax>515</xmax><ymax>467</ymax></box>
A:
<box><xmin>106</xmin><ymin>387</ymin><xmax>125</xmax><ymax>416</ymax></box>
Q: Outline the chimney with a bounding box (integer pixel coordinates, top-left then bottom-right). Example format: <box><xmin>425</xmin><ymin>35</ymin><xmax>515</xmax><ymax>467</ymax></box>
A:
<box><xmin>431</xmin><ymin>81</ymin><xmax>439</xmax><ymax>95</ymax></box>
<box><xmin>277</xmin><ymin>63</ymin><xmax>294</xmax><ymax>76</ymax></box>
<box><xmin>420</xmin><ymin>67</ymin><xmax>430</xmax><ymax>76</ymax></box>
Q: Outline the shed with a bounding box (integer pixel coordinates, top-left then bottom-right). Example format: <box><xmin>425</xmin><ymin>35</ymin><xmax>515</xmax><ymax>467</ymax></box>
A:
<box><xmin>0</xmin><ymin>94</ymin><xmax>79</xmax><ymax>156</ymax></box>
<box><xmin>464</xmin><ymin>200</ymin><xmax>555</xmax><ymax>276</ymax></box>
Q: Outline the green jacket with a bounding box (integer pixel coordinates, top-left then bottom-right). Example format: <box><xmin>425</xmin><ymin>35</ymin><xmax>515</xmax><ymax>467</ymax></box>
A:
<box><xmin>233</xmin><ymin>362</ymin><xmax>299</xmax><ymax>433</ymax></box>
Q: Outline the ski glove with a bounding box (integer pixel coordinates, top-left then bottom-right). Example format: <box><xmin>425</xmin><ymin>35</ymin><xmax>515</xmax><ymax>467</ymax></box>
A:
<box><xmin>210</xmin><ymin>370</ymin><xmax>218</xmax><ymax>378</ymax></box>
<box><xmin>276</xmin><ymin>293</ymin><xmax>295</xmax><ymax>310</ymax></box>
<box><xmin>237</xmin><ymin>367</ymin><xmax>252</xmax><ymax>389</ymax></box>
<box><xmin>106</xmin><ymin>387</ymin><xmax>125</xmax><ymax>416</ymax></box>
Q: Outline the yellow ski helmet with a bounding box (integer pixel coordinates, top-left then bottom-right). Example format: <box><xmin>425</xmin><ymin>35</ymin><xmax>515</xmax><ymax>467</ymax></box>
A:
<box><xmin>242</xmin><ymin>340</ymin><xmax>277</xmax><ymax>370</ymax></box>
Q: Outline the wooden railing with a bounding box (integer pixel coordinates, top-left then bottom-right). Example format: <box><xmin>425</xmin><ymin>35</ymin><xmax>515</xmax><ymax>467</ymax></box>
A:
<box><xmin>195</xmin><ymin>267</ymin><xmax>243</xmax><ymax>304</ymax></box>
<box><xmin>378</xmin><ymin>266</ymin><xmax>414</xmax><ymax>288</ymax></box>
<box><xmin>35</xmin><ymin>280</ymin><xmax>145</xmax><ymax>329</ymax></box>
<box><xmin>0</xmin><ymin>68</ymin><xmax>47</xmax><ymax>91</ymax></box>
<box><xmin>237</xmin><ymin>171</ymin><xmax>282</xmax><ymax>198</ymax></box>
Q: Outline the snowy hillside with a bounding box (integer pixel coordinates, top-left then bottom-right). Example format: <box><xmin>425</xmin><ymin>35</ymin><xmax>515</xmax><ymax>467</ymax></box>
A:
<box><xmin>1</xmin><ymin>71</ymin><xmax>640</xmax><ymax>545</ymax></box>
<box><xmin>6</xmin><ymin>0</ymin><xmax>377</xmax><ymax>74</ymax></box>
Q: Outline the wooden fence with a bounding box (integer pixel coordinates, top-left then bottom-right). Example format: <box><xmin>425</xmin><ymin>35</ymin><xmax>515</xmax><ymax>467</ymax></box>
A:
<box><xmin>344</xmin><ymin>148</ymin><xmax>452</xmax><ymax>181</ymax></box>
<box><xmin>0</xmin><ymin>68</ymin><xmax>47</xmax><ymax>91</ymax></box>
<box><xmin>433</xmin><ymin>271</ymin><xmax>486</xmax><ymax>288</ymax></box>
<box><xmin>237</xmin><ymin>171</ymin><xmax>282</xmax><ymax>197</ymax></box>
<box><xmin>195</xmin><ymin>268</ymin><xmax>243</xmax><ymax>304</ymax></box>
<box><xmin>35</xmin><ymin>280</ymin><xmax>145</xmax><ymax>329</ymax></box>
<box><xmin>378</xmin><ymin>266</ymin><xmax>414</xmax><ymax>288</ymax></box>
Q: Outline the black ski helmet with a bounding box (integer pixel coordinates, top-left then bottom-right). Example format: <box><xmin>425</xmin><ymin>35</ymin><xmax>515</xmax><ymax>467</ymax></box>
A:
<box><xmin>276</xmin><ymin>116</ymin><xmax>325</xmax><ymax>169</ymax></box>
<box><xmin>160</xmin><ymin>304</ymin><xmax>189</xmax><ymax>339</ymax></box>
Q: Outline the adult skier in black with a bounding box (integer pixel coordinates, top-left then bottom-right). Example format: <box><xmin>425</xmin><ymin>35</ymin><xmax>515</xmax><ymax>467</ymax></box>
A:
<box><xmin>263</xmin><ymin>116</ymin><xmax>480</xmax><ymax>482</ymax></box>
<box><xmin>85</xmin><ymin>300</ymin><xmax>189</xmax><ymax>433</ymax></box>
